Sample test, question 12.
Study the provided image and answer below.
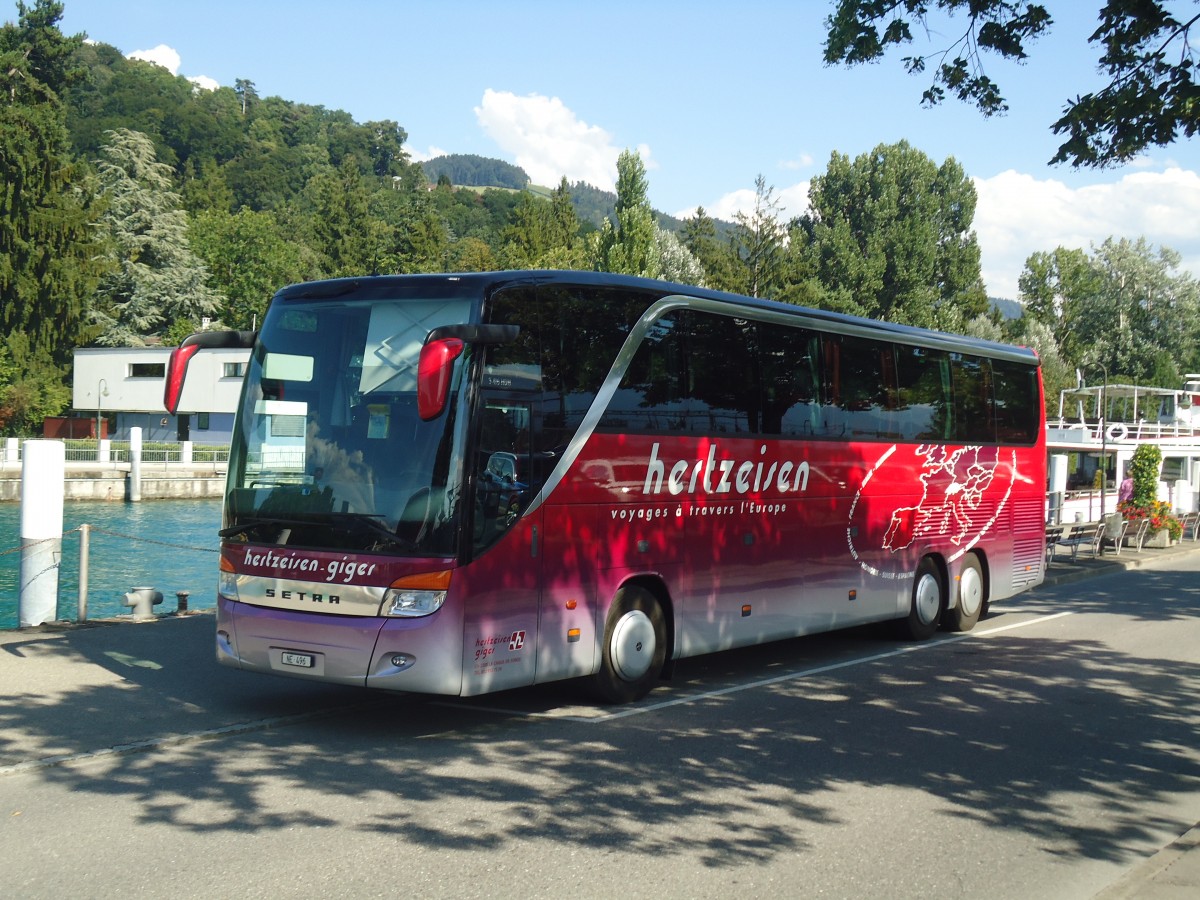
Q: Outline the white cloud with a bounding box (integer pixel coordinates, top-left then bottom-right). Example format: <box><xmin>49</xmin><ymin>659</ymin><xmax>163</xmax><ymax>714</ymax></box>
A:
<box><xmin>685</xmin><ymin>181</ymin><xmax>811</xmax><ymax>224</ymax></box>
<box><xmin>407</xmin><ymin>145</ymin><xmax>447</xmax><ymax>163</ymax></box>
<box><xmin>128</xmin><ymin>44</ymin><xmax>180</xmax><ymax>74</ymax></box>
<box><xmin>128</xmin><ymin>44</ymin><xmax>218</xmax><ymax>92</ymax></box>
<box><xmin>780</xmin><ymin>153</ymin><xmax>814</xmax><ymax>171</ymax></box>
<box><xmin>973</xmin><ymin>167</ymin><xmax>1200</xmax><ymax>298</ymax></box>
<box><xmin>474</xmin><ymin>89</ymin><xmax>651</xmax><ymax>190</ymax></box>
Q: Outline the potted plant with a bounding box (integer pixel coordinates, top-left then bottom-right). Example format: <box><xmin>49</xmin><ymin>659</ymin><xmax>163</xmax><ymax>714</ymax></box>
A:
<box><xmin>1117</xmin><ymin>444</ymin><xmax>1183</xmax><ymax>547</ymax></box>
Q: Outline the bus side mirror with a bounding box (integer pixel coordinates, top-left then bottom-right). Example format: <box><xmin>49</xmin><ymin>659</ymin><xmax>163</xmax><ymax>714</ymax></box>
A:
<box><xmin>417</xmin><ymin>337</ymin><xmax>465</xmax><ymax>420</ymax></box>
<box><xmin>164</xmin><ymin>330</ymin><xmax>256</xmax><ymax>414</ymax></box>
<box><xmin>417</xmin><ymin>324</ymin><xmax>520</xmax><ymax>420</ymax></box>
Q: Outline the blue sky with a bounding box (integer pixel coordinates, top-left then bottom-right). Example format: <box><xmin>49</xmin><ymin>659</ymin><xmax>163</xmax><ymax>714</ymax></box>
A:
<box><xmin>51</xmin><ymin>0</ymin><xmax>1200</xmax><ymax>299</ymax></box>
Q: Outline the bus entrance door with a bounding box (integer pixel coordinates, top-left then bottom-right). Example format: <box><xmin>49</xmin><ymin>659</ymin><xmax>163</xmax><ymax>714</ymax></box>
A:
<box><xmin>458</xmin><ymin>400</ymin><xmax>543</xmax><ymax>696</ymax></box>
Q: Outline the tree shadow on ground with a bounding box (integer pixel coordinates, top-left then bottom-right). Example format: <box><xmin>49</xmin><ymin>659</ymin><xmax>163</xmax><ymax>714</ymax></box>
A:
<box><xmin>0</xmin><ymin>567</ymin><xmax>1196</xmax><ymax>874</ymax></box>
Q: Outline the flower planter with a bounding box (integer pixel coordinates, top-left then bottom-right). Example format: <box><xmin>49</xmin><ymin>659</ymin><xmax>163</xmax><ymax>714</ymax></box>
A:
<box><xmin>1143</xmin><ymin>528</ymin><xmax>1173</xmax><ymax>549</ymax></box>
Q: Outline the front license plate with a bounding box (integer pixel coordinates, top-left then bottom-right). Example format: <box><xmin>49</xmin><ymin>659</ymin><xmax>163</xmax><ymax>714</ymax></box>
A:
<box><xmin>281</xmin><ymin>651</ymin><xmax>315</xmax><ymax>669</ymax></box>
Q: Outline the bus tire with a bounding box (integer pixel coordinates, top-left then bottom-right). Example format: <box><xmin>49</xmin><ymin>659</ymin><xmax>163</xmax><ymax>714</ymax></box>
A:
<box><xmin>944</xmin><ymin>553</ymin><xmax>984</xmax><ymax>633</ymax></box>
<box><xmin>899</xmin><ymin>557</ymin><xmax>943</xmax><ymax>641</ymax></box>
<box><xmin>592</xmin><ymin>585</ymin><xmax>667</xmax><ymax>704</ymax></box>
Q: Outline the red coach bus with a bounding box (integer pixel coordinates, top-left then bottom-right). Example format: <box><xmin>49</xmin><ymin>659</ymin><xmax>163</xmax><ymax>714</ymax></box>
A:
<box><xmin>166</xmin><ymin>271</ymin><xmax>1047</xmax><ymax>702</ymax></box>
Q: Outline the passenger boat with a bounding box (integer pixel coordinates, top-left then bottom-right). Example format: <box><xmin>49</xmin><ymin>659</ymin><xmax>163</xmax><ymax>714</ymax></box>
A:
<box><xmin>1046</xmin><ymin>375</ymin><xmax>1200</xmax><ymax>523</ymax></box>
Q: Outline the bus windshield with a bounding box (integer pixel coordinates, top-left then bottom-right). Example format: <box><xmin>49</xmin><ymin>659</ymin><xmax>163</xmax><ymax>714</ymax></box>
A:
<box><xmin>223</xmin><ymin>291</ymin><xmax>475</xmax><ymax>558</ymax></box>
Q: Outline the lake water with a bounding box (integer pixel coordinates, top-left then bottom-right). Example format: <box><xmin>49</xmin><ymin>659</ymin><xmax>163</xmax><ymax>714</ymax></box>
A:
<box><xmin>0</xmin><ymin>499</ymin><xmax>222</xmax><ymax>630</ymax></box>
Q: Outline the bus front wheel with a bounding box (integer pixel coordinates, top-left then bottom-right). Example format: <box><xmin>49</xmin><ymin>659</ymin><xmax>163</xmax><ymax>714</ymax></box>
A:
<box><xmin>900</xmin><ymin>557</ymin><xmax>944</xmax><ymax>641</ymax></box>
<box><xmin>943</xmin><ymin>553</ymin><xmax>984</xmax><ymax>633</ymax></box>
<box><xmin>592</xmin><ymin>585</ymin><xmax>666</xmax><ymax>704</ymax></box>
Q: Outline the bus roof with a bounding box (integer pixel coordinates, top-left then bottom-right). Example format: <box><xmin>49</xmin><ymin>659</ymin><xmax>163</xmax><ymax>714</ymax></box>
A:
<box><xmin>272</xmin><ymin>270</ymin><xmax>1039</xmax><ymax>367</ymax></box>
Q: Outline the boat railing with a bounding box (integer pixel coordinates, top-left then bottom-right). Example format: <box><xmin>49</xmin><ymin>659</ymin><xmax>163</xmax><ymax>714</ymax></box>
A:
<box><xmin>1047</xmin><ymin>418</ymin><xmax>1200</xmax><ymax>442</ymax></box>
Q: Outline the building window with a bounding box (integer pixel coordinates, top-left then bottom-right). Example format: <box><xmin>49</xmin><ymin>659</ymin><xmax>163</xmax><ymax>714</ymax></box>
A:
<box><xmin>223</xmin><ymin>362</ymin><xmax>246</xmax><ymax>378</ymax></box>
<box><xmin>196</xmin><ymin>413</ymin><xmax>210</xmax><ymax>430</ymax></box>
<box><xmin>129</xmin><ymin>363</ymin><xmax>166</xmax><ymax>378</ymax></box>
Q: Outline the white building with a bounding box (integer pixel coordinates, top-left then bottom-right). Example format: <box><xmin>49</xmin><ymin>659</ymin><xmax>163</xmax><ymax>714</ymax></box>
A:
<box><xmin>73</xmin><ymin>347</ymin><xmax>250</xmax><ymax>443</ymax></box>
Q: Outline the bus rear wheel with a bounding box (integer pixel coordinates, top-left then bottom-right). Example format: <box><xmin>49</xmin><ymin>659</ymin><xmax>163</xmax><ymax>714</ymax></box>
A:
<box><xmin>943</xmin><ymin>553</ymin><xmax>985</xmax><ymax>633</ymax></box>
<box><xmin>592</xmin><ymin>585</ymin><xmax>666</xmax><ymax>704</ymax></box>
<box><xmin>900</xmin><ymin>557</ymin><xmax>944</xmax><ymax>641</ymax></box>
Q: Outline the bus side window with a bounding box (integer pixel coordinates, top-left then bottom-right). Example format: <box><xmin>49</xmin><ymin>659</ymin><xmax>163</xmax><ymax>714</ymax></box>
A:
<box><xmin>685</xmin><ymin>312</ymin><xmax>756</xmax><ymax>434</ymax></box>
<box><xmin>950</xmin><ymin>353</ymin><xmax>996</xmax><ymax>443</ymax></box>
<box><xmin>822</xmin><ymin>334</ymin><xmax>897</xmax><ymax>439</ymax></box>
<box><xmin>896</xmin><ymin>345</ymin><xmax>951</xmax><ymax>440</ymax></box>
<box><xmin>992</xmin><ymin>359</ymin><xmax>1039</xmax><ymax>444</ymax></box>
<box><xmin>759</xmin><ymin>324</ymin><xmax>820</xmax><ymax>437</ymax></box>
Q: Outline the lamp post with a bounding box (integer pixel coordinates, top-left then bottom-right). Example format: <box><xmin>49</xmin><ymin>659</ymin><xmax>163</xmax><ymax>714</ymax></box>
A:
<box><xmin>1096</xmin><ymin>363</ymin><xmax>1108</xmax><ymax>521</ymax></box>
<box><xmin>95</xmin><ymin>378</ymin><xmax>108</xmax><ymax>442</ymax></box>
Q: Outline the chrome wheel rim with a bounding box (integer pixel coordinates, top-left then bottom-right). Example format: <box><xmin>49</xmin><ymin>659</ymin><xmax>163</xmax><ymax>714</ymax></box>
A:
<box><xmin>959</xmin><ymin>565</ymin><xmax>983</xmax><ymax>619</ymax></box>
<box><xmin>610</xmin><ymin>610</ymin><xmax>656</xmax><ymax>682</ymax></box>
<box><xmin>914</xmin><ymin>572</ymin><xmax>941</xmax><ymax>625</ymax></box>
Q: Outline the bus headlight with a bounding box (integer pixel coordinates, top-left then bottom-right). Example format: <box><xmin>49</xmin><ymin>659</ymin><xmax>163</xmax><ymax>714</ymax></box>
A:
<box><xmin>380</xmin><ymin>570</ymin><xmax>453</xmax><ymax>617</ymax></box>
<box><xmin>218</xmin><ymin>554</ymin><xmax>239</xmax><ymax>602</ymax></box>
<box><xmin>382</xmin><ymin>588</ymin><xmax>446</xmax><ymax>617</ymax></box>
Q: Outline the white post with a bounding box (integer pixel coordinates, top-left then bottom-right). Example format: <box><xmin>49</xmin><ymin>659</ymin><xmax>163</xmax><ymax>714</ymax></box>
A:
<box><xmin>78</xmin><ymin>523</ymin><xmax>90</xmax><ymax>622</ymax></box>
<box><xmin>98</xmin><ymin>438</ymin><xmax>111</xmax><ymax>464</ymax></box>
<box><xmin>129</xmin><ymin>426</ymin><xmax>142</xmax><ymax>502</ymax></box>
<box><xmin>18</xmin><ymin>440</ymin><xmax>65</xmax><ymax>627</ymax></box>
<box><xmin>4</xmin><ymin>437</ymin><xmax>17</xmax><ymax>464</ymax></box>
<box><xmin>182</xmin><ymin>440</ymin><xmax>194</xmax><ymax>465</ymax></box>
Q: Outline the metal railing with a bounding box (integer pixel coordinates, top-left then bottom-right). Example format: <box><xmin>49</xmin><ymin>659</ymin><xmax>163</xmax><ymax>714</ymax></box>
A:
<box><xmin>4</xmin><ymin>440</ymin><xmax>230</xmax><ymax>467</ymax></box>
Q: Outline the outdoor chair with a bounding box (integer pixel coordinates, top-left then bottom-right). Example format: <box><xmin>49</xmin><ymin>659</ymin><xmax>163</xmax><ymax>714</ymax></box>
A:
<box><xmin>1129</xmin><ymin>518</ymin><xmax>1151</xmax><ymax>552</ymax></box>
<box><xmin>1181</xmin><ymin>512</ymin><xmax>1200</xmax><ymax>542</ymax></box>
<box><xmin>1103</xmin><ymin>516</ymin><xmax>1130</xmax><ymax>555</ymax></box>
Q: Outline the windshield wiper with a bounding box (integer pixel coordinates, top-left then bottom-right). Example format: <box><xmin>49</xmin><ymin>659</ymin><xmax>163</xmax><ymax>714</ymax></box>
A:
<box><xmin>318</xmin><ymin>512</ymin><xmax>418</xmax><ymax>551</ymax></box>
<box><xmin>221</xmin><ymin>511</ymin><xmax>419</xmax><ymax>551</ymax></box>
<box><xmin>218</xmin><ymin>516</ymin><xmax>314</xmax><ymax>538</ymax></box>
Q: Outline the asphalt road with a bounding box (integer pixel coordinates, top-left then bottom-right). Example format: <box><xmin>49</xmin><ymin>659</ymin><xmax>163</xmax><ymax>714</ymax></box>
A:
<box><xmin>1</xmin><ymin>555</ymin><xmax>1198</xmax><ymax>899</ymax></box>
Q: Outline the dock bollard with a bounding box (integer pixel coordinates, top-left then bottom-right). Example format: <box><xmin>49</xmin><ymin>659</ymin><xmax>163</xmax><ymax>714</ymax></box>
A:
<box><xmin>122</xmin><ymin>586</ymin><xmax>163</xmax><ymax>619</ymax></box>
<box><xmin>176</xmin><ymin>590</ymin><xmax>190</xmax><ymax>613</ymax></box>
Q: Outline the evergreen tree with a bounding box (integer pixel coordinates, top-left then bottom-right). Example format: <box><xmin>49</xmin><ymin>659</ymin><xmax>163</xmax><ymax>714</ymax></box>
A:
<box><xmin>91</xmin><ymin>128</ymin><xmax>221</xmax><ymax>345</ymax></box>
<box><xmin>0</xmin><ymin>331</ymin><xmax>71</xmax><ymax>435</ymax></box>
<box><xmin>732</xmin><ymin>175</ymin><xmax>786</xmax><ymax>298</ymax></box>
<box><xmin>0</xmin><ymin>0</ymin><xmax>103</xmax><ymax>363</ymax></box>
<box><xmin>546</xmin><ymin>176</ymin><xmax>581</xmax><ymax>253</ymax></box>
<box><xmin>682</xmin><ymin>206</ymin><xmax>738</xmax><ymax>291</ymax></box>
<box><xmin>306</xmin><ymin>155</ymin><xmax>385</xmax><ymax>276</ymax></box>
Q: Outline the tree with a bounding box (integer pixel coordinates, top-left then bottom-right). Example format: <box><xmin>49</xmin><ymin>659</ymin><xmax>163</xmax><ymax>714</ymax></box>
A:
<box><xmin>190</xmin><ymin>208</ymin><xmax>312</xmax><ymax>329</ymax></box>
<box><xmin>0</xmin><ymin>330</ymin><xmax>71</xmax><ymax>435</ymax></box>
<box><xmin>305</xmin><ymin>155</ymin><xmax>384</xmax><ymax>276</ymax></box>
<box><xmin>1017</xmin><ymin>246</ymin><xmax>1098</xmax><ymax>361</ymax></box>
<box><xmin>822</xmin><ymin>1</ymin><xmax>1200</xmax><ymax>167</ymax></box>
<box><xmin>732</xmin><ymin>175</ymin><xmax>786</xmax><ymax>298</ymax></box>
<box><xmin>682</xmin><ymin>206</ymin><xmax>740</xmax><ymax>291</ymax></box>
<box><xmin>1078</xmin><ymin>237</ymin><xmax>1200</xmax><ymax>384</ymax></box>
<box><xmin>0</xmin><ymin>0</ymin><xmax>103</xmax><ymax>363</ymax></box>
<box><xmin>546</xmin><ymin>177</ymin><xmax>582</xmax><ymax>257</ymax></box>
<box><xmin>234</xmin><ymin>78</ymin><xmax>257</xmax><ymax>116</ymax></box>
<box><xmin>797</xmin><ymin>140</ymin><xmax>987</xmax><ymax>329</ymax></box>
<box><xmin>1021</xmin><ymin>236</ymin><xmax>1200</xmax><ymax>386</ymax></box>
<box><xmin>91</xmin><ymin>128</ymin><xmax>222</xmax><ymax>345</ymax></box>
<box><xmin>652</xmin><ymin>226</ymin><xmax>705</xmax><ymax>286</ymax></box>
<box><xmin>594</xmin><ymin>149</ymin><xmax>658</xmax><ymax>277</ymax></box>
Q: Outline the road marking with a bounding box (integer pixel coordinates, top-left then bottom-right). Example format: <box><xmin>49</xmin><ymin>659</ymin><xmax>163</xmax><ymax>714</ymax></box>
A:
<box><xmin>444</xmin><ymin>610</ymin><xmax>1076</xmax><ymax>723</ymax></box>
